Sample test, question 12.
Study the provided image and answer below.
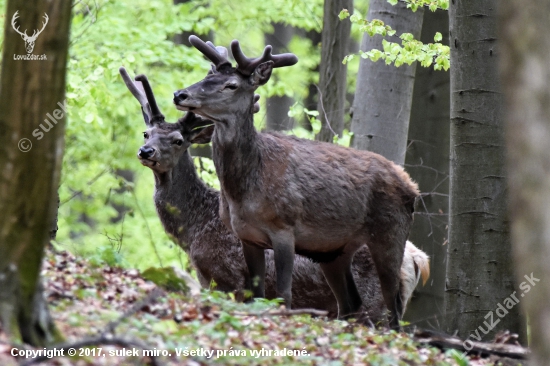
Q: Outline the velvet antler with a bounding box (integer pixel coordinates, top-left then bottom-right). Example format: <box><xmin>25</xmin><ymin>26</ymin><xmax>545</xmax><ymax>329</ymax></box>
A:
<box><xmin>231</xmin><ymin>40</ymin><xmax>298</xmax><ymax>76</ymax></box>
<box><xmin>120</xmin><ymin>67</ymin><xmax>156</xmax><ymax>126</ymax></box>
<box><xmin>134</xmin><ymin>74</ymin><xmax>165</xmax><ymax>123</ymax></box>
<box><xmin>189</xmin><ymin>35</ymin><xmax>231</xmax><ymax>70</ymax></box>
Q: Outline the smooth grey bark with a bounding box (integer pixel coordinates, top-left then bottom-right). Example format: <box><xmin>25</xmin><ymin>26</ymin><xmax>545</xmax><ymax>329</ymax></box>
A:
<box><xmin>403</xmin><ymin>8</ymin><xmax>449</xmax><ymax>330</ymax></box>
<box><xmin>265</xmin><ymin>23</ymin><xmax>295</xmax><ymax>131</ymax></box>
<box><xmin>300</xmin><ymin>29</ymin><xmax>322</xmax><ymax>131</ymax></box>
<box><xmin>315</xmin><ymin>0</ymin><xmax>352</xmax><ymax>142</ymax></box>
<box><xmin>445</xmin><ymin>0</ymin><xmax>525</xmax><ymax>341</ymax></box>
<box><xmin>500</xmin><ymin>1</ymin><xmax>550</xmax><ymax>363</ymax></box>
<box><xmin>0</xmin><ymin>0</ymin><xmax>72</xmax><ymax>345</ymax></box>
<box><xmin>350</xmin><ymin>0</ymin><xmax>424</xmax><ymax>164</ymax></box>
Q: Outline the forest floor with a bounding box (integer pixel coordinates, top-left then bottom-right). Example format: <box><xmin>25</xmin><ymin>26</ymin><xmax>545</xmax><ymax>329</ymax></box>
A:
<box><xmin>0</xmin><ymin>249</ymin><xmax>525</xmax><ymax>366</ymax></box>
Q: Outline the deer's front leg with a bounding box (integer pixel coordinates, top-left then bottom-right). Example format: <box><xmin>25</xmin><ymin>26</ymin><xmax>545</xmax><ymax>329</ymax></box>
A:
<box><xmin>241</xmin><ymin>241</ymin><xmax>266</xmax><ymax>299</ymax></box>
<box><xmin>271</xmin><ymin>232</ymin><xmax>295</xmax><ymax>309</ymax></box>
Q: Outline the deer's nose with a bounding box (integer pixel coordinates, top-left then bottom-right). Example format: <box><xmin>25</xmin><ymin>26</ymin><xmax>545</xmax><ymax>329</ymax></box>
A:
<box><xmin>173</xmin><ymin>90</ymin><xmax>189</xmax><ymax>103</ymax></box>
<box><xmin>138</xmin><ymin>146</ymin><xmax>155</xmax><ymax>159</ymax></box>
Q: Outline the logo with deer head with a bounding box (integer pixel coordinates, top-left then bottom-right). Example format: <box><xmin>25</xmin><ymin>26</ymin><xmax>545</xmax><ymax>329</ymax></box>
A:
<box><xmin>11</xmin><ymin>11</ymin><xmax>49</xmax><ymax>54</ymax></box>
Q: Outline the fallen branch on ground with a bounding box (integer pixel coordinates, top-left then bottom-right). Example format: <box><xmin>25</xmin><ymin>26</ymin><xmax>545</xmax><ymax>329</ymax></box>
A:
<box><xmin>233</xmin><ymin>308</ymin><xmax>329</xmax><ymax>317</ymax></box>
<box><xmin>414</xmin><ymin>329</ymin><xmax>530</xmax><ymax>360</ymax></box>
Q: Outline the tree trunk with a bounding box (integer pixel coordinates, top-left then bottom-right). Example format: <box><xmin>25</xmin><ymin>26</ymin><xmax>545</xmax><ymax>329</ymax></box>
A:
<box><xmin>350</xmin><ymin>0</ymin><xmax>424</xmax><ymax>164</ymax></box>
<box><xmin>402</xmin><ymin>8</ymin><xmax>449</xmax><ymax>329</ymax></box>
<box><xmin>0</xmin><ymin>0</ymin><xmax>72</xmax><ymax>346</ymax></box>
<box><xmin>444</xmin><ymin>0</ymin><xmax>525</xmax><ymax>341</ymax></box>
<box><xmin>500</xmin><ymin>0</ymin><xmax>550</xmax><ymax>363</ymax></box>
<box><xmin>300</xmin><ymin>29</ymin><xmax>322</xmax><ymax>131</ymax></box>
<box><xmin>265</xmin><ymin>23</ymin><xmax>295</xmax><ymax>131</ymax></box>
<box><xmin>315</xmin><ymin>0</ymin><xmax>352</xmax><ymax>141</ymax></box>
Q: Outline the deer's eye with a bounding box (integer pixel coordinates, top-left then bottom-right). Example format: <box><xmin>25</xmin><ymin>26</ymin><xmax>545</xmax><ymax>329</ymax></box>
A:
<box><xmin>143</xmin><ymin>132</ymin><xmax>149</xmax><ymax>139</ymax></box>
<box><xmin>173</xmin><ymin>139</ymin><xmax>183</xmax><ymax>146</ymax></box>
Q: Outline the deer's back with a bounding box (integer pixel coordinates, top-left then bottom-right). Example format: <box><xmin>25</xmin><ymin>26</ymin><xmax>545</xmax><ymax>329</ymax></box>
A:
<box><xmin>222</xmin><ymin>132</ymin><xmax>418</xmax><ymax>251</ymax></box>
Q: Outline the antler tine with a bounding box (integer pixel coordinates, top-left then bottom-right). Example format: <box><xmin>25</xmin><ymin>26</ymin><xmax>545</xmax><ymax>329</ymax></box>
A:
<box><xmin>207</xmin><ymin>41</ymin><xmax>228</xmax><ymax>61</ymax></box>
<box><xmin>134</xmin><ymin>74</ymin><xmax>165</xmax><ymax>121</ymax></box>
<box><xmin>189</xmin><ymin>35</ymin><xmax>231</xmax><ymax>69</ymax></box>
<box><xmin>119</xmin><ymin>67</ymin><xmax>154</xmax><ymax>124</ymax></box>
<box><xmin>119</xmin><ymin>67</ymin><xmax>148</xmax><ymax>107</ymax></box>
<box><xmin>231</xmin><ymin>40</ymin><xmax>299</xmax><ymax>76</ymax></box>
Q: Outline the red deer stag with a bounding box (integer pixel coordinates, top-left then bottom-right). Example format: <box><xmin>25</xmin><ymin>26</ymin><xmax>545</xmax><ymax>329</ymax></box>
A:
<box><xmin>173</xmin><ymin>37</ymin><xmax>420</xmax><ymax>329</ymax></box>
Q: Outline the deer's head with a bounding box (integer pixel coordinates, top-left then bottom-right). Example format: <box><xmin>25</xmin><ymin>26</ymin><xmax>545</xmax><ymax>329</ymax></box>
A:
<box><xmin>119</xmin><ymin>67</ymin><xmax>261</xmax><ymax>174</ymax></box>
<box><xmin>119</xmin><ymin>67</ymin><xmax>214</xmax><ymax>174</ymax></box>
<box><xmin>173</xmin><ymin>36</ymin><xmax>297</xmax><ymax>125</ymax></box>
<box><xmin>11</xmin><ymin>11</ymin><xmax>48</xmax><ymax>54</ymax></box>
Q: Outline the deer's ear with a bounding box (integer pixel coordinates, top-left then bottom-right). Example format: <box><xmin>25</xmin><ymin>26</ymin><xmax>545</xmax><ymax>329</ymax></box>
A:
<box><xmin>190</xmin><ymin>125</ymin><xmax>215</xmax><ymax>144</ymax></box>
<box><xmin>250</xmin><ymin>61</ymin><xmax>274</xmax><ymax>88</ymax></box>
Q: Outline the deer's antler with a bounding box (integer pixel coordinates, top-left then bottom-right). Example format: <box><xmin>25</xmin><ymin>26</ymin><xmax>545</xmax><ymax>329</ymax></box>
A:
<box><xmin>134</xmin><ymin>74</ymin><xmax>165</xmax><ymax>123</ymax></box>
<box><xmin>189</xmin><ymin>35</ymin><xmax>231</xmax><ymax>70</ymax></box>
<box><xmin>231</xmin><ymin>40</ymin><xmax>298</xmax><ymax>76</ymax></box>
<box><xmin>120</xmin><ymin>67</ymin><xmax>163</xmax><ymax>126</ymax></box>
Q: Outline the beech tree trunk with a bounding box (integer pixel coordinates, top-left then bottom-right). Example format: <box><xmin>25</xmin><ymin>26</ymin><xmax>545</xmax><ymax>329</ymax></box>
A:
<box><xmin>315</xmin><ymin>0</ymin><xmax>352</xmax><ymax>142</ymax></box>
<box><xmin>265</xmin><ymin>23</ymin><xmax>295</xmax><ymax>131</ymax></box>
<box><xmin>500</xmin><ymin>1</ymin><xmax>550</xmax><ymax>363</ymax></box>
<box><xmin>403</xmin><ymin>8</ymin><xmax>449</xmax><ymax>329</ymax></box>
<box><xmin>350</xmin><ymin>0</ymin><xmax>424</xmax><ymax>164</ymax></box>
<box><xmin>0</xmin><ymin>0</ymin><xmax>72</xmax><ymax>346</ymax></box>
<box><xmin>444</xmin><ymin>0</ymin><xmax>525</xmax><ymax>341</ymax></box>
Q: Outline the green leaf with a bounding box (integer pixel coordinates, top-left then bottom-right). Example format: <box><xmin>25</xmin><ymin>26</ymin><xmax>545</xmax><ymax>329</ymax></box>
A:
<box><xmin>400</xmin><ymin>33</ymin><xmax>414</xmax><ymax>42</ymax></box>
<box><xmin>434</xmin><ymin>32</ymin><xmax>443</xmax><ymax>42</ymax></box>
<box><xmin>338</xmin><ymin>9</ymin><xmax>350</xmax><ymax>20</ymax></box>
<box><xmin>84</xmin><ymin>113</ymin><xmax>95</xmax><ymax>124</ymax></box>
<box><xmin>142</xmin><ymin>267</ymin><xmax>190</xmax><ymax>293</ymax></box>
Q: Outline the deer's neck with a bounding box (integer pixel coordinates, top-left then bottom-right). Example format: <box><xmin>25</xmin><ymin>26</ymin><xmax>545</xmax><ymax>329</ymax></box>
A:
<box><xmin>211</xmin><ymin>106</ymin><xmax>261</xmax><ymax>201</ymax></box>
<box><xmin>152</xmin><ymin>151</ymin><xmax>218</xmax><ymax>248</ymax></box>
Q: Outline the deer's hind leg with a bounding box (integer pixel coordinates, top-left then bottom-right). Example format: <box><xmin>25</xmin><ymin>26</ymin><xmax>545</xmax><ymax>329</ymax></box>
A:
<box><xmin>319</xmin><ymin>244</ymin><xmax>363</xmax><ymax>319</ymax></box>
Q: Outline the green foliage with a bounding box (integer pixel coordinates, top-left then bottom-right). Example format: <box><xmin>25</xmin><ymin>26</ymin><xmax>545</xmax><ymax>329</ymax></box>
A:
<box><xmin>88</xmin><ymin>245</ymin><xmax>129</xmax><ymax>268</ymax></box>
<box><xmin>194</xmin><ymin>157</ymin><xmax>220</xmax><ymax>190</ymax></box>
<box><xmin>141</xmin><ymin>267</ymin><xmax>190</xmax><ymax>293</ymax></box>
<box><xmin>341</xmin><ymin>6</ymin><xmax>450</xmax><ymax>71</ymax></box>
<box><xmin>445</xmin><ymin>349</ymin><xmax>469</xmax><ymax>366</ymax></box>
<box><xmin>287</xmin><ymin>103</ymin><xmax>354</xmax><ymax>147</ymax></box>
<box><xmin>388</xmin><ymin>0</ymin><xmax>449</xmax><ymax>12</ymax></box>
